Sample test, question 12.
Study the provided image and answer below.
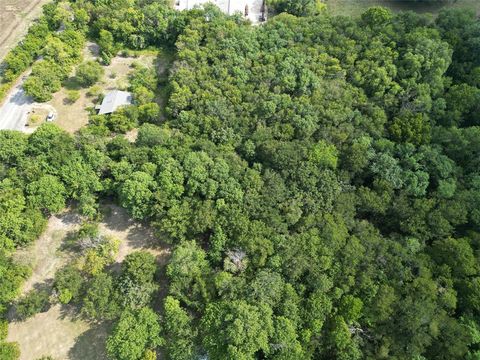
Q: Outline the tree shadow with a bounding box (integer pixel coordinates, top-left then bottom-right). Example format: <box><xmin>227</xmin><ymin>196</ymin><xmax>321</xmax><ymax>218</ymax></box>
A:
<box><xmin>63</xmin><ymin>76</ymin><xmax>82</xmax><ymax>91</ymax></box>
<box><xmin>68</xmin><ymin>322</ymin><xmax>111</xmax><ymax>360</ymax></box>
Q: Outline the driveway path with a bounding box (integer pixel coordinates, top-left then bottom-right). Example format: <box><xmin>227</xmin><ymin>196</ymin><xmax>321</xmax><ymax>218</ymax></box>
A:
<box><xmin>0</xmin><ymin>81</ymin><xmax>33</xmax><ymax>131</ymax></box>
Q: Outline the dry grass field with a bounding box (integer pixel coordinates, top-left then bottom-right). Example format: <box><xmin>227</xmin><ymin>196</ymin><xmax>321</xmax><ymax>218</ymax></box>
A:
<box><xmin>325</xmin><ymin>0</ymin><xmax>480</xmax><ymax>17</ymax></box>
<box><xmin>0</xmin><ymin>0</ymin><xmax>51</xmax><ymax>62</ymax></box>
<box><xmin>8</xmin><ymin>204</ymin><xmax>170</xmax><ymax>360</ymax></box>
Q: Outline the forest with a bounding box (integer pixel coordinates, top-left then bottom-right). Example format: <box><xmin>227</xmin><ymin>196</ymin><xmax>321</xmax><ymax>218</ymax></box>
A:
<box><xmin>0</xmin><ymin>0</ymin><xmax>480</xmax><ymax>359</ymax></box>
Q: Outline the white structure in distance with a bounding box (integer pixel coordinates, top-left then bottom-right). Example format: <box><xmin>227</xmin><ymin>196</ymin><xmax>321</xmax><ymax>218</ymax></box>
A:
<box><xmin>174</xmin><ymin>0</ymin><xmax>267</xmax><ymax>24</ymax></box>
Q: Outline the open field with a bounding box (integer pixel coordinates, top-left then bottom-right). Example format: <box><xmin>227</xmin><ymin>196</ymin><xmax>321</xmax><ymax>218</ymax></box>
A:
<box><xmin>8</xmin><ymin>204</ymin><xmax>170</xmax><ymax>360</ymax></box>
<box><xmin>0</xmin><ymin>0</ymin><xmax>51</xmax><ymax>62</ymax></box>
<box><xmin>325</xmin><ymin>0</ymin><xmax>480</xmax><ymax>17</ymax></box>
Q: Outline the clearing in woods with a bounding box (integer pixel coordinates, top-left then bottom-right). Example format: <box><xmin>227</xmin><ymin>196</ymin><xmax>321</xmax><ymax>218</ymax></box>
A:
<box><xmin>0</xmin><ymin>0</ymin><xmax>51</xmax><ymax>62</ymax></box>
<box><xmin>324</xmin><ymin>0</ymin><xmax>480</xmax><ymax>17</ymax></box>
<box><xmin>7</xmin><ymin>204</ymin><xmax>170</xmax><ymax>360</ymax></box>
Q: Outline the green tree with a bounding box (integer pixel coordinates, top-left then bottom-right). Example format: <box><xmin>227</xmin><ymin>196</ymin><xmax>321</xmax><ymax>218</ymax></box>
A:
<box><xmin>163</xmin><ymin>296</ymin><xmax>197</xmax><ymax>360</ymax></box>
<box><xmin>26</xmin><ymin>175</ymin><xmax>66</xmax><ymax>214</ymax></box>
<box><xmin>82</xmin><ymin>272</ymin><xmax>120</xmax><ymax>320</ymax></box>
<box><xmin>75</xmin><ymin>61</ymin><xmax>104</xmax><ymax>87</ymax></box>
<box><xmin>106</xmin><ymin>307</ymin><xmax>163</xmax><ymax>360</ymax></box>
<box><xmin>201</xmin><ymin>300</ymin><xmax>274</xmax><ymax>360</ymax></box>
<box><xmin>167</xmin><ymin>241</ymin><xmax>211</xmax><ymax>309</ymax></box>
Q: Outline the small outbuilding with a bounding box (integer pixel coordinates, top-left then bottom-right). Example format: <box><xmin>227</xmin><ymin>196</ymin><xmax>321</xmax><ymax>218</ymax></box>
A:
<box><xmin>97</xmin><ymin>90</ymin><xmax>133</xmax><ymax>115</ymax></box>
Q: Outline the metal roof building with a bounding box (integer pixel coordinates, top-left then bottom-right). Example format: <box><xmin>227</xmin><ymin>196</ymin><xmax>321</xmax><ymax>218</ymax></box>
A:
<box><xmin>174</xmin><ymin>0</ymin><xmax>267</xmax><ymax>24</ymax></box>
<box><xmin>98</xmin><ymin>90</ymin><xmax>133</xmax><ymax>115</ymax></box>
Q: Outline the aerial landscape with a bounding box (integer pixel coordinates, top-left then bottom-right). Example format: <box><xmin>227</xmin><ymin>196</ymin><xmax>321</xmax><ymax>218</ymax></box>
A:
<box><xmin>0</xmin><ymin>0</ymin><xmax>479</xmax><ymax>359</ymax></box>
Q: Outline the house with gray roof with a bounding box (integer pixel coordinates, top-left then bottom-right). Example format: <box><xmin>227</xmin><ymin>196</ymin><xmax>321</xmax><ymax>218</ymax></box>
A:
<box><xmin>97</xmin><ymin>90</ymin><xmax>133</xmax><ymax>115</ymax></box>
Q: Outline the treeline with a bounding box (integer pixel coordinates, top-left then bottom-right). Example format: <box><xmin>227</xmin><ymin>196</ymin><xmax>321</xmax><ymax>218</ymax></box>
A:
<box><xmin>1</xmin><ymin>1</ymin><xmax>86</xmax><ymax>102</ymax></box>
<box><xmin>1</xmin><ymin>1</ymin><xmax>480</xmax><ymax>360</ymax></box>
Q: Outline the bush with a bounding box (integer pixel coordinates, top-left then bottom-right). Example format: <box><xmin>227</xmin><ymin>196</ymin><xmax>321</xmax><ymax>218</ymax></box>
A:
<box><xmin>15</xmin><ymin>290</ymin><xmax>50</xmax><ymax>320</ymax></box>
<box><xmin>54</xmin><ymin>265</ymin><xmax>84</xmax><ymax>304</ymax></box>
<box><xmin>23</xmin><ymin>61</ymin><xmax>64</xmax><ymax>102</ymax></box>
<box><xmin>66</xmin><ymin>90</ymin><xmax>80</xmax><ymax>104</ymax></box>
<box><xmin>0</xmin><ymin>342</ymin><xmax>20</xmax><ymax>360</ymax></box>
<box><xmin>0</xmin><ymin>319</ymin><xmax>7</xmax><ymax>340</ymax></box>
<box><xmin>75</xmin><ymin>61</ymin><xmax>104</xmax><ymax>87</ymax></box>
<box><xmin>87</xmin><ymin>85</ymin><xmax>102</xmax><ymax>98</ymax></box>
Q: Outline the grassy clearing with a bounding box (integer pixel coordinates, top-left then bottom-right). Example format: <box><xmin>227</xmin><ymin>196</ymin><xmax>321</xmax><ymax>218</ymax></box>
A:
<box><xmin>46</xmin><ymin>43</ymin><xmax>158</xmax><ymax>134</ymax></box>
<box><xmin>8</xmin><ymin>204</ymin><xmax>169</xmax><ymax>360</ymax></box>
<box><xmin>324</xmin><ymin>0</ymin><xmax>480</xmax><ymax>17</ymax></box>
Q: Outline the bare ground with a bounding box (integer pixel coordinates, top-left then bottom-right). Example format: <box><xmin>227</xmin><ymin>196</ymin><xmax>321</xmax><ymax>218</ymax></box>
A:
<box><xmin>13</xmin><ymin>212</ymin><xmax>83</xmax><ymax>294</ymax></box>
<box><xmin>8</xmin><ymin>204</ymin><xmax>170</xmax><ymax>360</ymax></box>
<box><xmin>0</xmin><ymin>0</ymin><xmax>51</xmax><ymax>62</ymax></box>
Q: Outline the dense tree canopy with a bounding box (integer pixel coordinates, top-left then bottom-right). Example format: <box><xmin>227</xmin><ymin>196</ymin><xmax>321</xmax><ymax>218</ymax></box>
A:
<box><xmin>1</xmin><ymin>1</ymin><xmax>480</xmax><ymax>359</ymax></box>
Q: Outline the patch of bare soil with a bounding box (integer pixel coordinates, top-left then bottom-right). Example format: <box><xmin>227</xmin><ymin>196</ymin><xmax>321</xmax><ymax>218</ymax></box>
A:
<box><xmin>0</xmin><ymin>0</ymin><xmax>51</xmax><ymax>62</ymax></box>
<box><xmin>8</xmin><ymin>204</ymin><xmax>169</xmax><ymax>360</ymax></box>
<box><xmin>7</xmin><ymin>305</ymin><xmax>107</xmax><ymax>360</ymax></box>
<box><xmin>13</xmin><ymin>211</ymin><xmax>82</xmax><ymax>295</ymax></box>
<box><xmin>100</xmin><ymin>203</ymin><xmax>170</xmax><ymax>265</ymax></box>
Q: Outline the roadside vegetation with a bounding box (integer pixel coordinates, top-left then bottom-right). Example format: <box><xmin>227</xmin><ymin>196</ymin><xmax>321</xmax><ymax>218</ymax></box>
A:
<box><xmin>0</xmin><ymin>0</ymin><xmax>479</xmax><ymax>359</ymax></box>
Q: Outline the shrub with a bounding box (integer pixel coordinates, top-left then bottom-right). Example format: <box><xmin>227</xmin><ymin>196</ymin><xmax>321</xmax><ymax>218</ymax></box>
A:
<box><xmin>28</xmin><ymin>114</ymin><xmax>43</xmax><ymax>126</ymax></box>
<box><xmin>0</xmin><ymin>342</ymin><xmax>20</xmax><ymax>360</ymax></box>
<box><xmin>54</xmin><ymin>265</ymin><xmax>84</xmax><ymax>304</ymax></box>
<box><xmin>75</xmin><ymin>61</ymin><xmax>104</xmax><ymax>87</ymax></box>
<box><xmin>15</xmin><ymin>290</ymin><xmax>50</xmax><ymax>320</ymax></box>
<box><xmin>66</xmin><ymin>90</ymin><xmax>80</xmax><ymax>104</ymax></box>
<box><xmin>87</xmin><ymin>85</ymin><xmax>102</xmax><ymax>98</ymax></box>
<box><xmin>0</xmin><ymin>319</ymin><xmax>7</xmax><ymax>340</ymax></box>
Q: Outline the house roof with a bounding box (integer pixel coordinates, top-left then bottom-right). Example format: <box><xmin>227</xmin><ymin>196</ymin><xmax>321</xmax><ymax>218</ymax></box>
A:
<box><xmin>98</xmin><ymin>90</ymin><xmax>133</xmax><ymax>115</ymax></box>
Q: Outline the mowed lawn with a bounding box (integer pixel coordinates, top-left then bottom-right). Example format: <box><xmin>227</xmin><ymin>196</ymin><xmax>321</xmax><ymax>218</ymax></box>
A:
<box><xmin>324</xmin><ymin>0</ymin><xmax>480</xmax><ymax>17</ymax></box>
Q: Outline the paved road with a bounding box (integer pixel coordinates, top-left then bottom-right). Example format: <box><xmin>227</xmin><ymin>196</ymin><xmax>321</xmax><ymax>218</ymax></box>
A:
<box><xmin>0</xmin><ymin>82</ymin><xmax>33</xmax><ymax>131</ymax></box>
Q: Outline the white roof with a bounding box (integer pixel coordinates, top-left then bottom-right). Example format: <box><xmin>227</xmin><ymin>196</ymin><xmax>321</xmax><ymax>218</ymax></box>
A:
<box><xmin>174</xmin><ymin>0</ymin><xmax>266</xmax><ymax>24</ymax></box>
<box><xmin>98</xmin><ymin>90</ymin><xmax>133</xmax><ymax>115</ymax></box>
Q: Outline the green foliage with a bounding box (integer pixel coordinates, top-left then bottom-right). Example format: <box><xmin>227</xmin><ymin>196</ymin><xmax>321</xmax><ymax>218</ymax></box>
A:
<box><xmin>116</xmin><ymin>251</ymin><xmax>158</xmax><ymax>309</ymax></box>
<box><xmin>66</xmin><ymin>90</ymin><xmax>80</xmax><ymax>104</ymax></box>
<box><xmin>23</xmin><ymin>61</ymin><xmax>64</xmax><ymax>102</ymax></box>
<box><xmin>0</xmin><ymin>253</ymin><xmax>30</xmax><ymax>313</ymax></box>
<box><xmin>0</xmin><ymin>320</ymin><xmax>8</xmax><ymax>341</ymax></box>
<box><xmin>27</xmin><ymin>175</ymin><xmax>66</xmax><ymax>214</ymax></box>
<box><xmin>0</xmin><ymin>342</ymin><xmax>20</xmax><ymax>360</ymax></box>
<box><xmin>167</xmin><ymin>241</ymin><xmax>211</xmax><ymax>309</ymax></box>
<box><xmin>201</xmin><ymin>300</ymin><xmax>274</xmax><ymax>360</ymax></box>
<box><xmin>1</xmin><ymin>2</ymin><xmax>480</xmax><ymax>360</ymax></box>
<box><xmin>269</xmin><ymin>0</ymin><xmax>320</xmax><ymax>16</ymax></box>
<box><xmin>163</xmin><ymin>296</ymin><xmax>197</xmax><ymax>360</ymax></box>
<box><xmin>75</xmin><ymin>61</ymin><xmax>104</xmax><ymax>87</ymax></box>
<box><xmin>82</xmin><ymin>272</ymin><xmax>119</xmax><ymax>320</ymax></box>
<box><xmin>54</xmin><ymin>265</ymin><xmax>84</xmax><ymax>304</ymax></box>
<box><xmin>14</xmin><ymin>289</ymin><xmax>50</xmax><ymax>320</ymax></box>
<box><xmin>106</xmin><ymin>307</ymin><xmax>163</xmax><ymax>360</ymax></box>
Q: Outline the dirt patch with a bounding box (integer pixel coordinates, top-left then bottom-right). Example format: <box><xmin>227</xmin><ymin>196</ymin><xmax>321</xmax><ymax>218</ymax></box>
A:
<box><xmin>13</xmin><ymin>211</ymin><xmax>82</xmax><ymax>295</ymax></box>
<box><xmin>102</xmin><ymin>54</ymin><xmax>157</xmax><ymax>92</ymax></box>
<box><xmin>100</xmin><ymin>203</ymin><xmax>170</xmax><ymax>265</ymax></box>
<box><xmin>7</xmin><ymin>304</ymin><xmax>108</xmax><ymax>360</ymax></box>
<box><xmin>0</xmin><ymin>0</ymin><xmax>51</xmax><ymax>62</ymax></box>
<box><xmin>8</xmin><ymin>204</ymin><xmax>169</xmax><ymax>360</ymax></box>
